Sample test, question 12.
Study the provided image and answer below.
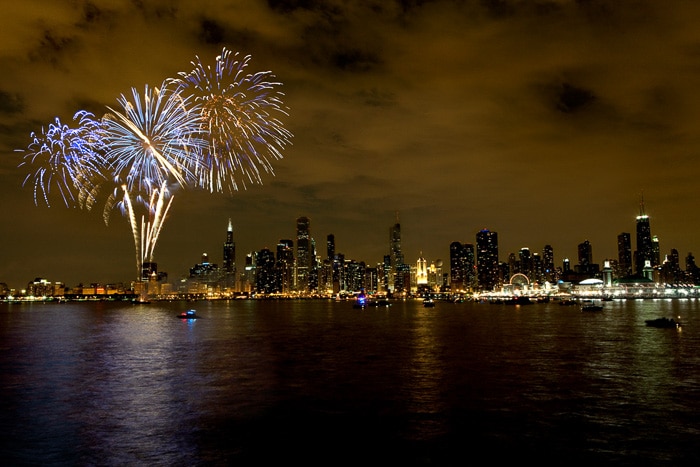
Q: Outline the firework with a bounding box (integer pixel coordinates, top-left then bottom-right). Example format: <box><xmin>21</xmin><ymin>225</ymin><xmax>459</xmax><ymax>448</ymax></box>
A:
<box><xmin>172</xmin><ymin>47</ymin><xmax>293</xmax><ymax>193</ymax></box>
<box><xmin>19</xmin><ymin>110</ymin><xmax>106</xmax><ymax>208</ymax></box>
<box><xmin>101</xmin><ymin>81</ymin><xmax>205</xmax><ymax>197</ymax></box>
<box><xmin>19</xmin><ymin>49</ymin><xmax>291</xmax><ymax>291</ymax></box>
<box><xmin>119</xmin><ymin>181</ymin><xmax>174</xmax><ymax>279</ymax></box>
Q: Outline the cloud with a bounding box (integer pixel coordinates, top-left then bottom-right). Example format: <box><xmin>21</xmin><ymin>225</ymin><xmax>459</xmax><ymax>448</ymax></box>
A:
<box><xmin>2</xmin><ymin>0</ymin><xmax>700</xmax><ymax>287</ymax></box>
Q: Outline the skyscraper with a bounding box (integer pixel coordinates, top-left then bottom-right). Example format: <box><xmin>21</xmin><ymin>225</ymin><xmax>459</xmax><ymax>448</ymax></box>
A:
<box><xmin>326</xmin><ymin>234</ymin><xmax>335</xmax><ymax>261</ymax></box>
<box><xmin>464</xmin><ymin>243</ymin><xmax>476</xmax><ymax>288</ymax></box>
<box><xmin>635</xmin><ymin>198</ymin><xmax>653</xmax><ymax>276</ymax></box>
<box><xmin>255</xmin><ymin>248</ymin><xmax>276</xmax><ymax>294</ymax></box>
<box><xmin>450</xmin><ymin>241</ymin><xmax>468</xmax><ymax>291</ymax></box>
<box><xmin>277</xmin><ymin>239</ymin><xmax>294</xmax><ymax>294</ymax></box>
<box><xmin>532</xmin><ymin>253</ymin><xmax>543</xmax><ymax>283</ymax></box>
<box><xmin>223</xmin><ymin>218</ymin><xmax>236</xmax><ymax>289</ymax></box>
<box><xmin>416</xmin><ymin>253</ymin><xmax>428</xmax><ymax>285</ymax></box>
<box><xmin>389</xmin><ymin>213</ymin><xmax>405</xmax><ymax>292</ymax></box>
<box><xmin>390</xmin><ymin>214</ymin><xmax>403</xmax><ymax>266</ymax></box>
<box><xmin>296</xmin><ymin>216</ymin><xmax>311</xmax><ymax>292</ymax></box>
<box><xmin>476</xmin><ymin>229</ymin><xmax>499</xmax><ymax>291</ymax></box>
<box><xmin>543</xmin><ymin>244</ymin><xmax>555</xmax><ymax>282</ymax></box>
<box><xmin>578</xmin><ymin>240</ymin><xmax>592</xmax><ymax>269</ymax></box>
<box><xmin>617</xmin><ymin>232</ymin><xmax>632</xmax><ymax>277</ymax></box>
<box><xmin>519</xmin><ymin>247</ymin><xmax>532</xmax><ymax>278</ymax></box>
<box><xmin>652</xmin><ymin>235</ymin><xmax>661</xmax><ymax>268</ymax></box>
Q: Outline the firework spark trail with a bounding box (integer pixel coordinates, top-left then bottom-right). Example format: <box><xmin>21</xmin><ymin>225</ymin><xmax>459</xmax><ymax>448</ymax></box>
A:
<box><xmin>142</xmin><ymin>181</ymin><xmax>173</xmax><ymax>264</ymax></box>
<box><xmin>117</xmin><ymin>180</ymin><xmax>175</xmax><ymax>279</ymax></box>
<box><xmin>172</xmin><ymin>48</ymin><xmax>293</xmax><ymax>194</ymax></box>
<box><xmin>19</xmin><ymin>111</ymin><xmax>106</xmax><ymax>208</ymax></box>
<box><xmin>120</xmin><ymin>186</ymin><xmax>141</xmax><ymax>279</ymax></box>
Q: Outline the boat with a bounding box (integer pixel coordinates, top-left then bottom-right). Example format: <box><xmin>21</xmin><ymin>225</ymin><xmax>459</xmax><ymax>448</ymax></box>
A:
<box><xmin>645</xmin><ymin>317</ymin><xmax>681</xmax><ymax>329</ymax></box>
<box><xmin>177</xmin><ymin>309</ymin><xmax>199</xmax><ymax>320</ymax></box>
<box><xmin>580</xmin><ymin>299</ymin><xmax>603</xmax><ymax>312</ymax></box>
<box><xmin>506</xmin><ymin>296</ymin><xmax>532</xmax><ymax>305</ymax></box>
<box><xmin>423</xmin><ymin>298</ymin><xmax>435</xmax><ymax>308</ymax></box>
<box><xmin>353</xmin><ymin>292</ymin><xmax>368</xmax><ymax>309</ymax></box>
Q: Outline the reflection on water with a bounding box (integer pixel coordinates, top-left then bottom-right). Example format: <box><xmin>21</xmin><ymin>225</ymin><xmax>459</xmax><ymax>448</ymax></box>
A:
<box><xmin>1</xmin><ymin>299</ymin><xmax>698</xmax><ymax>465</ymax></box>
<box><xmin>402</xmin><ymin>309</ymin><xmax>448</xmax><ymax>442</ymax></box>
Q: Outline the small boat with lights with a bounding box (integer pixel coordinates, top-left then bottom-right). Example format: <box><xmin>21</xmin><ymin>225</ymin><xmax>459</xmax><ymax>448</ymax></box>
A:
<box><xmin>645</xmin><ymin>317</ymin><xmax>681</xmax><ymax>329</ymax></box>
<box><xmin>353</xmin><ymin>292</ymin><xmax>369</xmax><ymax>309</ymax></box>
<box><xmin>177</xmin><ymin>309</ymin><xmax>199</xmax><ymax>320</ymax></box>
<box><xmin>580</xmin><ymin>300</ymin><xmax>603</xmax><ymax>312</ymax></box>
<box><xmin>423</xmin><ymin>298</ymin><xmax>436</xmax><ymax>308</ymax></box>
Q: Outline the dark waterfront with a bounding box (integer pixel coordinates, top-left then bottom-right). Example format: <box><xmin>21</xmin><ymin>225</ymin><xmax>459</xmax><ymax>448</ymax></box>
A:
<box><xmin>1</xmin><ymin>299</ymin><xmax>698</xmax><ymax>466</ymax></box>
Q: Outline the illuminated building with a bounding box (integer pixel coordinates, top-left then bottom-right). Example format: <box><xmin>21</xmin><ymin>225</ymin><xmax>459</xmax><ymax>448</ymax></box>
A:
<box><xmin>296</xmin><ymin>216</ymin><xmax>311</xmax><ymax>292</ymax></box>
<box><xmin>576</xmin><ymin>240</ymin><xmax>599</xmax><ymax>277</ymax></box>
<box><xmin>428</xmin><ymin>259</ymin><xmax>442</xmax><ymax>290</ymax></box>
<box><xmin>327</xmin><ymin>234</ymin><xmax>335</xmax><ymax>261</ymax></box>
<box><xmin>309</xmin><ymin>237</ymin><xmax>319</xmax><ymax>293</ymax></box>
<box><xmin>635</xmin><ymin>198</ymin><xmax>654</xmax><ymax>275</ymax></box>
<box><xmin>345</xmin><ymin>259</ymin><xmax>365</xmax><ymax>292</ymax></box>
<box><xmin>416</xmin><ymin>254</ymin><xmax>428</xmax><ymax>285</ymax></box>
<box><xmin>241</xmin><ymin>252</ymin><xmax>256</xmax><ymax>293</ymax></box>
<box><xmin>27</xmin><ymin>278</ymin><xmax>53</xmax><ymax>298</ymax></box>
<box><xmin>255</xmin><ymin>248</ymin><xmax>277</xmax><ymax>293</ymax></box>
<box><xmin>334</xmin><ymin>253</ymin><xmax>345</xmax><ymax>293</ymax></box>
<box><xmin>326</xmin><ymin>234</ymin><xmax>342</xmax><ymax>293</ymax></box>
<box><xmin>660</xmin><ymin>249</ymin><xmax>682</xmax><ymax>284</ymax></box>
<box><xmin>578</xmin><ymin>240</ymin><xmax>592</xmax><ymax>269</ymax></box>
<box><xmin>381</xmin><ymin>255</ymin><xmax>391</xmax><ymax>293</ymax></box>
<box><xmin>543</xmin><ymin>244</ymin><xmax>555</xmax><ymax>282</ymax></box>
<box><xmin>519</xmin><ymin>247</ymin><xmax>532</xmax><ymax>278</ymax></box>
<box><xmin>617</xmin><ymin>232</ymin><xmax>633</xmax><ymax>277</ymax></box>
<box><xmin>389</xmin><ymin>213</ymin><xmax>405</xmax><ymax>292</ymax></box>
<box><xmin>189</xmin><ymin>253</ymin><xmax>219</xmax><ymax>293</ymax></box>
<box><xmin>603</xmin><ymin>260</ymin><xmax>613</xmax><ymax>286</ymax></box>
<box><xmin>531</xmin><ymin>253</ymin><xmax>543</xmax><ymax>283</ymax></box>
<box><xmin>277</xmin><ymin>239</ymin><xmax>294</xmax><ymax>294</ymax></box>
<box><xmin>449</xmin><ymin>241</ymin><xmax>469</xmax><ymax>292</ymax></box>
<box><xmin>464</xmin><ymin>244</ymin><xmax>476</xmax><ymax>288</ymax></box>
<box><xmin>223</xmin><ymin>218</ymin><xmax>236</xmax><ymax>290</ymax></box>
<box><xmin>686</xmin><ymin>253</ymin><xmax>700</xmax><ymax>283</ymax></box>
<box><xmin>449</xmin><ymin>242</ymin><xmax>472</xmax><ymax>291</ymax></box>
<box><xmin>142</xmin><ymin>262</ymin><xmax>157</xmax><ymax>281</ymax></box>
<box><xmin>364</xmin><ymin>266</ymin><xmax>379</xmax><ymax>293</ymax></box>
<box><xmin>476</xmin><ymin>229</ymin><xmax>499</xmax><ymax>291</ymax></box>
<box><xmin>652</xmin><ymin>235</ymin><xmax>661</xmax><ymax>268</ymax></box>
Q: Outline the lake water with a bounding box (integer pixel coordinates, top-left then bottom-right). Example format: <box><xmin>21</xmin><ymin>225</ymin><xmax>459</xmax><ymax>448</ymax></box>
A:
<box><xmin>1</xmin><ymin>298</ymin><xmax>698</xmax><ymax>466</ymax></box>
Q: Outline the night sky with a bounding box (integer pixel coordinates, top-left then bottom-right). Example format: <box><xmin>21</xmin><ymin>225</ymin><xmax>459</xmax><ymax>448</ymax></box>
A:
<box><xmin>2</xmin><ymin>0</ymin><xmax>700</xmax><ymax>289</ymax></box>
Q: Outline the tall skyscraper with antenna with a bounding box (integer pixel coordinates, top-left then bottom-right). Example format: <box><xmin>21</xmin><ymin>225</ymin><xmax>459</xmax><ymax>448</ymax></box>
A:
<box><xmin>223</xmin><ymin>218</ymin><xmax>236</xmax><ymax>290</ymax></box>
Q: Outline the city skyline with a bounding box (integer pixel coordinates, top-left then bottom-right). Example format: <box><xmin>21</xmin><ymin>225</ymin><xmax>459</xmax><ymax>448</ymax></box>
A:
<box><xmin>1</xmin><ymin>202</ymin><xmax>689</xmax><ymax>291</ymax></box>
<box><xmin>3</xmin><ymin>2</ymin><xmax>700</xmax><ymax>287</ymax></box>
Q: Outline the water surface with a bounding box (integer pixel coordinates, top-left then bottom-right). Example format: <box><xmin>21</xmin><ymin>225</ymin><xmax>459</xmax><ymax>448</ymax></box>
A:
<box><xmin>1</xmin><ymin>299</ymin><xmax>698</xmax><ymax>465</ymax></box>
